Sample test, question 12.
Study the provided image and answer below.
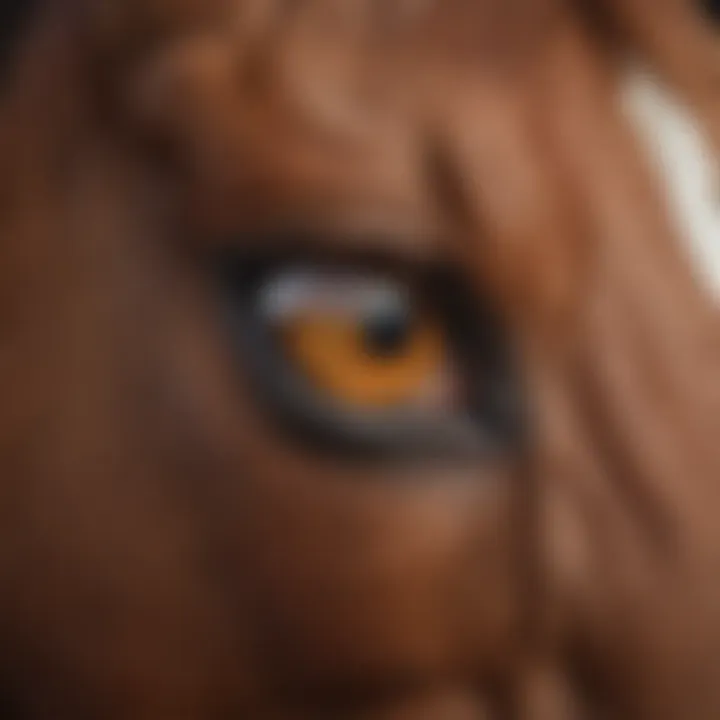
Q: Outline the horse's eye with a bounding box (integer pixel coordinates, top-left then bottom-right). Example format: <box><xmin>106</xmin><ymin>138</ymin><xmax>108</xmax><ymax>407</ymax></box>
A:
<box><xmin>218</xmin><ymin>253</ymin><xmax>525</xmax><ymax>459</ymax></box>
<box><xmin>256</xmin><ymin>270</ymin><xmax>450</xmax><ymax>412</ymax></box>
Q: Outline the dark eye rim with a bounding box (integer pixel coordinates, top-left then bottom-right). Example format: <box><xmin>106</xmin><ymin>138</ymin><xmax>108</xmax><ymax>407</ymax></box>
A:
<box><xmin>214</xmin><ymin>250</ymin><xmax>528</xmax><ymax>461</ymax></box>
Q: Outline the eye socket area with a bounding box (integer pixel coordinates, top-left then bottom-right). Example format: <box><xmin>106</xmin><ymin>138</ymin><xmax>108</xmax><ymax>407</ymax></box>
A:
<box><xmin>218</xmin><ymin>254</ymin><xmax>526</xmax><ymax>460</ymax></box>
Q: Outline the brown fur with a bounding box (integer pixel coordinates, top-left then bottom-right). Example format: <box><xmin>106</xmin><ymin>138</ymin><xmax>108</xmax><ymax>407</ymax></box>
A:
<box><xmin>1</xmin><ymin>1</ymin><xmax>719</xmax><ymax>717</ymax></box>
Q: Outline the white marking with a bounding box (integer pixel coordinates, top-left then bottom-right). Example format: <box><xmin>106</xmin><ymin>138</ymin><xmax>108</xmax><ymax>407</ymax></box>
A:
<box><xmin>622</xmin><ymin>69</ymin><xmax>720</xmax><ymax>301</ymax></box>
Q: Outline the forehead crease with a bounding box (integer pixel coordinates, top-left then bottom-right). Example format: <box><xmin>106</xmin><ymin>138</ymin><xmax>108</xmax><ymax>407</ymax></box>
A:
<box><xmin>250</xmin><ymin>0</ymin><xmax>565</xmax><ymax>63</ymax></box>
<box><xmin>120</xmin><ymin>0</ymin><xmax>577</xmax><ymax>264</ymax></box>
<box><xmin>125</xmin><ymin>7</ymin><xmax>430</xmax><ymax>238</ymax></box>
<box><xmin>96</xmin><ymin>0</ymin><xmax>563</xmax><ymax>58</ymax></box>
<box><xmin>129</xmin><ymin>0</ymin><xmax>565</xmax><ymax>159</ymax></box>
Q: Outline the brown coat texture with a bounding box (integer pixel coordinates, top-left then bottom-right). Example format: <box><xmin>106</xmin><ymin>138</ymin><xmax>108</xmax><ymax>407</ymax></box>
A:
<box><xmin>1</xmin><ymin>1</ymin><xmax>720</xmax><ymax>717</ymax></box>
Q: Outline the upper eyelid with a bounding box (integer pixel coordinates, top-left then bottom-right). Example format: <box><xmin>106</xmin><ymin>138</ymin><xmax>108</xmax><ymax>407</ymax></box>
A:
<box><xmin>206</xmin><ymin>227</ymin><xmax>448</xmax><ymax>286</ymax></box>
<box><xmin>200</xmin><ymin>214</ymin><xmax>445</xmax><ymax>257</ymax></box>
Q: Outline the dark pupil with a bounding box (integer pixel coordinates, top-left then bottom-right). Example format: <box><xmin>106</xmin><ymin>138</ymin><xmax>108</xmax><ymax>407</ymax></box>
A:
<box><xmin>361</xmin><ymin>303</ymin><xmax>413</xmax><ymax>358</ymax></box>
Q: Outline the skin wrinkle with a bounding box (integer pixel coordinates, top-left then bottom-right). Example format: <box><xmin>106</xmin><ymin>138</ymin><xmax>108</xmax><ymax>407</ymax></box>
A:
<box><xmin>533</xmin><ymin>17</ymin><xmax>720</xmax><ymax>718</ymax></box>
<box><xmin>1</xmin><ymin>1</ymin><xmax>720</xmax><ymax>718</ymax></box>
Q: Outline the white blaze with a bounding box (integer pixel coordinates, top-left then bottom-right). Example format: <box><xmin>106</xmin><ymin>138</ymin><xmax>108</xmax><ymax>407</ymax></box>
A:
<box><xmin>622</xmin><ymin>69</ymin><xmax>720</xmax><ymax>301</ymax></box>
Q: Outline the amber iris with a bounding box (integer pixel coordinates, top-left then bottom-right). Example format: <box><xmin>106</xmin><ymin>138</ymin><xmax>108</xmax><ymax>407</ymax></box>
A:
<box><xmin>279</xmin><ymin>308</ymin><xmax>446</xmax><ymax>409</ymax></box>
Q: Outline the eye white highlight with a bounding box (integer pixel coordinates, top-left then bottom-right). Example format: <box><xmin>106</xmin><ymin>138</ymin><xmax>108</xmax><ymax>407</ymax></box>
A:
<box><xmin>257</xmin><ymin>269</ymin><xmax>411</xmax><ymax>322</ymax></box>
